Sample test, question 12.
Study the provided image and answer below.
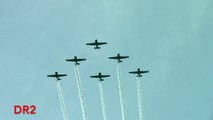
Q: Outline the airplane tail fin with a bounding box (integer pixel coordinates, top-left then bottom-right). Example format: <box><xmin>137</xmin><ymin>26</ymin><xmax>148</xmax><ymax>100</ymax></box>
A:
<box><xmin>95</xmin><ymin>47</ymin><xmax>100</xmax><ymax>49</ymax></box>
<box><xmin>137</xmin><ymin>75</ymin><xmax>142</xmax><ymax>77</ymax></box>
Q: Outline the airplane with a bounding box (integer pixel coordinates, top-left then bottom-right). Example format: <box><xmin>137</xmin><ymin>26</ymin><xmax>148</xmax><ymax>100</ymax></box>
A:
<box><xmin>129</xmin><ymin>68</ymin><xmax>149</xmax><ymax>77</ymax></box>
<box><xmin>66</xmin><ymin>56</ymin><xmax>86</xmax><ymax>65</ymax></box>
<box><xmin>90</xmin><ymin>72</ymin><xmax>110</xmax><ymax>82</ymax></box>
<box><xmin>108</xmin><ymin>53</ymin><xmax>129</xmax><ymax>62</ymax></box>
<box><xmin>47</xmin><ymin>72</ymin><xmax>67</xmax><ymax>80</ymax></box>
<box><xmin>86</xmin><ymin>39</ymin><xmax>107</xmax><ymax>49</ymax></box>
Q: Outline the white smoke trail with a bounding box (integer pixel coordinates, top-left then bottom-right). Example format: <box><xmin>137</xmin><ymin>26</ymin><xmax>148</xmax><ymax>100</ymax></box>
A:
<box><xmin>55</xmin><ymin>80</ymin><xmax>68</xmax><ymax>120</ymax></box>
<box><xmin>136</xmin><ymin>77</ymin><xmax>143</xmax><ymax>120</ymax></box>
<box><xmin>116</xmin><ymin>62</ymin><xmax>126</xmax><ymax>120</ymax></box>
<box><xmin>57</xmin><ymin>81</ymin><xmax>69</xmax><ymax>120</ymax></box>
<box><xmin>98</xmin><ymin>82</ymin><xmax>107</xmax><ymax>120</ymax></box>
<box><xmin>74</xmin><ymin>65</ymin><xmax>88</xmax><ymax>120</ymax></box>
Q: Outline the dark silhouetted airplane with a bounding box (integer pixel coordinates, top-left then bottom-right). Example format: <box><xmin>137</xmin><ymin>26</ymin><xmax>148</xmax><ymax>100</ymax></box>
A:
<box><xmin>90</xmin><ymin>72</ymin><xmax>110</xmax><ymax>81</ymax></box>
<box><xmin>86</xmin><ymin>39</ymin><xmax>107</xmax><ymax>49</ymax></box>
<box><xmin>47</xmin><ymin>72</ymin><xmax>67</xmax><ymax>80</ymax></box>
<box><xmin>109</xmin><ymin>53</ymin><xmax>129</xmax><ymax>62</ymax></box>
<box><xmin>129</xmin><ymin>68</ymin><xmax>149</xmax><ymax>77</ymax></box>
<box><xmin>66</xmin><ymin>56</ymin><xmax>86</xmax><ymax>65</ymax></box>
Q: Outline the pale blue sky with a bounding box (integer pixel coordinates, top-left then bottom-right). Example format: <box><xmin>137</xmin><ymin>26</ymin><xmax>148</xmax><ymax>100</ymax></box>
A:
<box><xmin>0</xmin><ymin>0</ymin><xmax>213</xmax><ymax>120</ymax></box>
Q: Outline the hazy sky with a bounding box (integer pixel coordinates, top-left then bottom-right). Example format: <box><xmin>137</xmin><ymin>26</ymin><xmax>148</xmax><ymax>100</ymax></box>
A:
<box><xmin>0</xmin><ymin>0</ymin><xmax>213</xmax><ymax>120</ymax></box>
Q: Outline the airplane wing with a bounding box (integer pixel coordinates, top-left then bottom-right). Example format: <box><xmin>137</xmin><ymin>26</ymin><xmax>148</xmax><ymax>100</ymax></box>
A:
<box><xmin>86</xmin><ymin>42</ymin><xmax>107</xmax><ymax>45</ymax></box>
<box><xmin>47</xmin><ymin>75</ymin><xmax>57</xmax><ymax>77</ymax></box>
<box><xmin>96</xmin><ymin>42</ymin><xmax>107</xmax><ymax>45</ymax></box>
<box><xmin>47</xmin><ymin>74</ymin><xmax>67</xmax><ymax>77</ymax></box>
<box><xmin>77</xmin><ymin>58</ymin><xmax>86</xmax><ymax>61</ymax></box>
<box><xmin>66</xmin><ymin>59</ymin><xmax>75</xmax><ymax>61</ymax></box>
<box><xmin>57</xmin><ymin>74</ymin><xmax>67</xmax><ymax>77</ymax></box>
<box><xmin>86</xmin><ymin>43</ymin><xmax>96</xmax><ymax>45</ymax></box>
<box><xmin>108</xmin><ymin>56</ymin><xmax>119</xmax><ymax>59</ymax></box>
<box><xmin>140</xmin><ymin>71</ymin><xmax>149</xmax><ymax>73</ymax></box>
<box><xmin>129</xmin><ymin>71</ymin><xmax>149</xmax><ymax>74</ymax></box>
<box><xmin>119</xmin><ymin>56</ymin><xmax>129</xmax><ymax>59</ymax></box>
<box><xmin>100</xmin><ymin>75</ymin><xmax>110</xmax><ymax>78</ymax></box>
<box><xmin>90</xmin><ymin>75</ymin><xmax>100</xmax><ymax>78</ymax></box>
<box><xmin>129</xmin><ymin>71</ymin><xmax>138</xmax><ymax>74</ymax></box>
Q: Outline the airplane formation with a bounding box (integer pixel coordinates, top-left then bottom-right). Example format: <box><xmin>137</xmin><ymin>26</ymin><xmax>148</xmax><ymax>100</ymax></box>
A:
<box><xmin>47</xmin><ymin>39</ymin><xmax>149</xmax><ymax>120</ymax></box>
